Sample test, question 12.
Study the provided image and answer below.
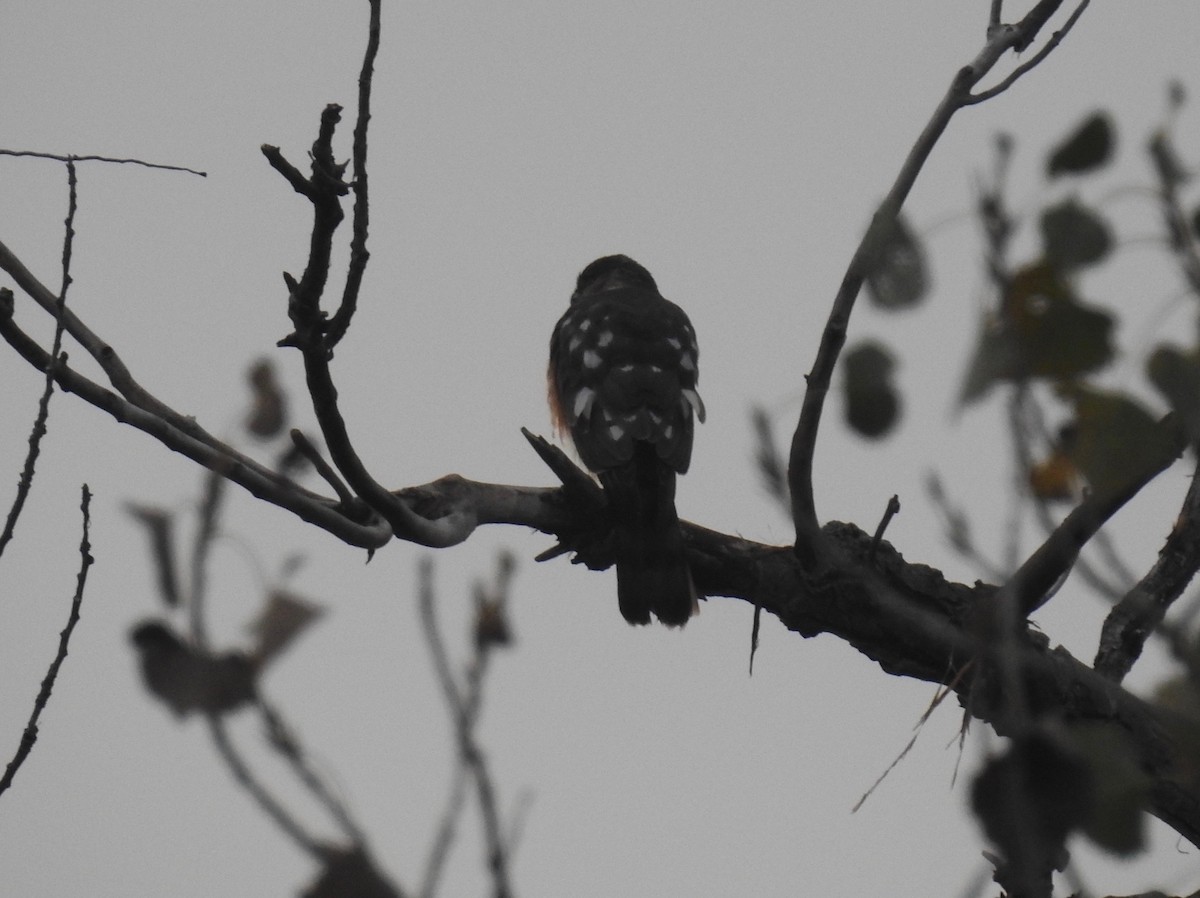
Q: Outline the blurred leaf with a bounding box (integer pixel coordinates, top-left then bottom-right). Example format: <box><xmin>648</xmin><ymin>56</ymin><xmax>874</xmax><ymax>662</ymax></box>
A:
<box><xmin>125</xmin><ymin>503</ymin><xmax>180</xmax><ymax>607</ymax></box>
<box><xmin>130</xmin><ymin>620</ymin><xmax>258</xmax><ymax>717</ymax></box>
<box><xmin>750</xmin><ymin>406</ymin><xmax>788</xmax><ymax>504</ymax></box>
<box><xmin>1148</xmin><ymin>131</ymin><xmax>1190</xmax><ymax>190</ymax></box>
<box><xmin>245</xmin><ymin>357</ymin><xmax>288</xmax><ymax>439</ymax></box>
<box><xmin>1148</xmin><ymin>345</ymin><xmax>1200</xmax><ymax>444</ymax></box>
<box><xmin>842</xmin><ymin>341</ymin><xmax>900</xmax><ymax>438</ymax></box>
<box><xmin>1040</xmin><ymin>198</ymin><xmax>1113</xmax><ymax>271</ymax></box>
<box><xmin>1062</xmin><ymin>385</ymin><xmax>1182</xmax><ymax>501</ymax></box>
<box><xmin>864</xmin><ymin>213</ymin><xmax>929</xmax><ymax>310</ymax></box>
<box><xmin>1065</xmin><ymin>723</ymin><xmax>1149</xmax><ymax>855</ymax></box>
<box><xmin>971</xmin><ymin>730</ymin><xmax>1089</xmax><ymax>892</ymax></box>
<box><xmin>248</xmin><ymin>589</ymin><xmax>324</xmax><ymax>666</ymax></box>
<box><xmin>960</xmin><ymin>263</ymin><xmax>1115</xmax><ymax>404</ymax></box>
<box><xmin>1028</xmin><ymin>445</ymin><xmax>1078</xmax><ymax>502</ymax></box>
<box><xmin>1046</xmin><ymin>111</ymin><xmax>1115</xmax><ymax>177</ymax></box>
<box><xmin>1168</xmin><ymin>79</ymin><xmax>1186</xmax><ymax>111</ymax></box>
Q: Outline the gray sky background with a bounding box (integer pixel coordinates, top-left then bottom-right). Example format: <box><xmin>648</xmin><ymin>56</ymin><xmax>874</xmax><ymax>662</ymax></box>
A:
<box><xmin>2</xmin><ymin>2</ymin><xmax>1199</xmax><ymax>895</ymax></box>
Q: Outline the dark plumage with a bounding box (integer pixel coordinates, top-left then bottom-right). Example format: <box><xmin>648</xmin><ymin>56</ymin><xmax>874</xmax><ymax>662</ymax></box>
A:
<box><xmin>548</xmin><ymin>255</ymin><xmax>704</xmax><ymax>625</ymax></box>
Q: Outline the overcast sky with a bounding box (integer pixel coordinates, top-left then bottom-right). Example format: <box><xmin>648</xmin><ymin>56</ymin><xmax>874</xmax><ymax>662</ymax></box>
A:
<box><xmin>3</xmin><ymin>3</ymin><xmax>1200</xmax><ymax>896</ymax></box>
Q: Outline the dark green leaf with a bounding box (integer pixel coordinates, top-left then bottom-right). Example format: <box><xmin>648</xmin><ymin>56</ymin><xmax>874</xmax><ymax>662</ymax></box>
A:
<box><xmin>1040</xmin><ymin>198</ymin><xmax>1113</xmax><ymax>270</ymax></box>
<box><xmin>864</xmin><ymin>213</ymin><xmax>929</xmax><ymax>310</ymax></box>
<box><xmin>1148</xmin><ymin>345</ymin><xmax>1200</xmax><ymax>444</ymax></box>
<box><xmin>1046</xmin><ymin>112</ymin><xmax>1115</xmax><ymax>177</ymax></box>
<box><xmin>1066</xmin><ymin>723</ymin><xmax>1149</xmax><ymax>856</ymax></box>
<box><xmin>843</xmin><ymin>341</ymin><xmax>900</xmax><ymax>438</ymax></box>
<box><xmin>971</xmin><ymin>731</ymin><xmax>1090</xmax><ymax>892</ymax></box>
<box><xmin>959</xmin><ymin>264</ymin><xmax>1115</xmax><ymax>405</ymax></box>
<box><xmin>1064</xmin><ymin>386</ymin><xmax>1181</xmax><ymax>501</ymax></box>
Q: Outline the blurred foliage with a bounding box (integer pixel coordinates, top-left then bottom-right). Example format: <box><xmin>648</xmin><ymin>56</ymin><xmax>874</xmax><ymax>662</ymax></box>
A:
<box><xmin>864</xmin><ymin>211</ymin><xmax>930</xmax><ymax>311</ymax></box>
<box><xmin>842</xmin><ymin>341</ymin><xmax>900</xmax><ymax>439</ymax></box>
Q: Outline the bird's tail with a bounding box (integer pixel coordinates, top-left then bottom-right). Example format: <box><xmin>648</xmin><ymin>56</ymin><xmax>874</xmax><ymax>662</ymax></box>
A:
<box><xmin>602</xmin><ymin>445</ymin><xmax>697</xmax><ymax>627</ymax></box>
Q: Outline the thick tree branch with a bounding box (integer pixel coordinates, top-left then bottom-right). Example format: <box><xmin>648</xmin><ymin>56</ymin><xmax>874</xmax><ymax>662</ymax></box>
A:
<box><xmin>788</xmin><ymin>1</ymin><xmax>1089</xmax><ymax>555</ymax></box>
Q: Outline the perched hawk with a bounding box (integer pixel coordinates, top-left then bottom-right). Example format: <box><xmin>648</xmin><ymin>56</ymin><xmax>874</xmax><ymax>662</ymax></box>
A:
<box><xmin>548</xmin><ymin>255</ymin><xmax>705</xmax><ymax>626</ymax></box>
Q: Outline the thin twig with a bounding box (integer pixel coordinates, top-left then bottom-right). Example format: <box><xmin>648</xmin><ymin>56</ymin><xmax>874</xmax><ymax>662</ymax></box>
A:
<box><xmin>290</xmin><ymin>428</ymin><xmax>356</xmax><ymax>507</ymax></box>
<box><xmin>418</xmin><ymin>558</ymin><xmax>515</xmax><ymax>898</ymax></box>
<box><xmin>0</xmin><ymin>148</ymin><xmax>206</xmax><ymax>177</ymax></box>
<box><xmin>188</xmin><ymin>469</ymin><xmax>224</xmax><ymax>649</ymax></box>
<box><xmin>0</xmin><ymin>160</ymin><xmax>78</xmax><ymax>563</ymax></box>
<box><xmin>868</xmin><ymin>494</ymin><xmax>901</xmax><ymax>561</ymax></box>
<box><xmin>420</xmin><ymin>764</ymin><xmax>471</xmax><ymax>898</ymax></box>
<box><xmin>206</xmin><ymin>715</ymin><xmax>323</xmax><ymax>857</ymax></box>
<box><xmin>0</xmin><ymin>301</ymin><xmax>391</xmax><ymax>549</ymax></box>
<box><xmin>259</xmin><ymin>698</ymin><xmax>369</xmax><ymax>847</ymax></box>
<box><xmin>968</xmin><ymin>1</ymin><xmax>1092</xmax><ymax>105</ymax></box>
<box><xmin>326</xmin><ymin>0</ymin><xmax>380</xmax><ymax>348</ymax></box>
<box><xmin>0</xmin><ymin>484</ymin><xmax>93</xmax><ymax>797</ymax></box>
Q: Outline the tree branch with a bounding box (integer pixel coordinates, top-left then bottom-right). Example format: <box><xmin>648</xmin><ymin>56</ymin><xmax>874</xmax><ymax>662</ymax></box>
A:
<box><xmin>787</xmin><ymin>0</ymin><xmax>1090</xmax><ymax>555</ymax></box>
<box><xmin>0</xmin><ymin>484</ymin><xmax>92</xmax><ymax>797</ymax></box>
<box><xmin>0</xmin><ymin>293</ymin><xmax>391</xmax><ymax>548</ymax></box>
<box><xmin>1095</xmin><ymin>459</ymin><xmax>1200</xmax><ymax>681</ymax></box>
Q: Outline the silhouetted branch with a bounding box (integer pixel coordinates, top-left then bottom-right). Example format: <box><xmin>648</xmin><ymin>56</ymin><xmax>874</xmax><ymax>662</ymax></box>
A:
<box><xmin>325</xmin><ymin>0</ymin><xmax>380</xmax><ymax>349</ymax></box>
<box><xmin>0</xmin><ymin>148</ymin><xmax>206</xmax><ymax>177</ymax></box>
<box><xmin>206</xmin><ymin>713</ymin><xmax>324</xmax><ymax>858</ymax></box>
<box><xmin>0</xmin><ymin>160</ymin><xmax>77</xmax><ymax>561</ymax></box>
<box><xmin>1096</xmin><ymin>459</ymin><xmax>1200</xmax><ymax>681</ymax></box>
<box><xmin>419</xmin><ymin>556</ymin><xmax>516</xmax><ymax>898</ymax></box>
<box><xmin>788</xmin><ymin>0</ymin><xmax>1092</xmax><ymax>551</ymax></box>
<box><xmin>0</xmin><ymin>484</ymin><xmax>92</xmax><ymax>797</ymax></box>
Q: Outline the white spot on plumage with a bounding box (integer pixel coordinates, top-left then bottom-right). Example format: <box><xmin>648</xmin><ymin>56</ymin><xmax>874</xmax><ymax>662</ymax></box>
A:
<box><xmin>572</xmin><ymin>387</ymin><xmax>595</xmax><ymax>420</ymax></box>
<box><xmin>568</xmin><ymin>334</ymin><xmax>583</xmax><ymax>353</ymax></box>
<box><xmin>597</xmin><ymin>330</ymin><xmax>614</xmax><ymax>347</ymax></box>
<box><xmin>607</xmin><ymin>424</ymin><xmax>625</xmax><ymax>441</ymax></box>
<box><xmin>683</xmin><ymin>389</ymin><xmax>706</xmax><ymax>423</ymax></box>
<box><xmin>680</xmin><ymin>353</ymin><xmax>696</xmax><ymax>372</ymax></box>
<box><xmin>578</xmin><ymin>318</ymin><xmax>593</xmax><ymax>332</ymax></box>
<box><xmin>617</xmin><ymin>363</ymin><xmax>635</xmax><ymax>373</ymax></box>
<box><xmin>663</xmin><ymin>424</ymin><xmax>674</xmax><ymax>440</ymax></box>
<box><xmin>583</xmin><ymin>349</ymin><xmax>602</xmax><ymax>369</ymax></box>
<box><xmin>666</xmin><ymin>337</ymin><xmax>682</xmax><ymax>350</ymax></box>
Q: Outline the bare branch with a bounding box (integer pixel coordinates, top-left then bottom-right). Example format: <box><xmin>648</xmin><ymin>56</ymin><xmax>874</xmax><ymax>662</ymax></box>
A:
<box><xmin>325</xmin><ymin>0</ymin><xmax>381</xmax><ymax>349</ymax></box>
<box><xmin>418</xmin><ymin>558</ymin><xmax>516</xmax><ymax>898</ymax></box>
<box><xmin>0</xmin><ymin>484</ymin><xmax>93</xmax><ymax>797</ymax></box>
<box><xmin>787</xmin><ymin>3</ymin><xmax>1091</xmax><ymax>553</ymax></box>
<box><xmin>0</xmin><ymin>160</ymin><xmax>77</xmax><ymax>562</ymax></box>
<box><xmin>0</xmin><ymin>298</ymin><xmax>390</xmax><ymax>548</ymax></box>
<box><xmin>259</xmin><ymin>699</ymin><xmax>369</xmax><ymax>848</ymax></box>
<box><xmin>268</xmin><ymin>107</ymin><xmax>474</xmax><ymax>549</ymax></box>
<box><xmin>1095</xmin><ymin>459</ymin><xmax>1200</xmax><ymax>681</ymax></box>
<box><xmin>968</xmin><ymin>1</ymin><xmax>1092</xmax><ymax>105</ymax></box>
<box><xmin>0</xmin><ymin>148</ymin><xmax>206</xmax><ymax>177</ymax></box>
<box><xmin>206</xmin><ymin>714</ymin><xmax>324</xmax><ymax>857</ymax></box>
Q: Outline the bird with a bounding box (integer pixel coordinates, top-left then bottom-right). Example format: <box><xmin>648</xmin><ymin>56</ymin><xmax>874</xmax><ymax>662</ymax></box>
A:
<box><xmin>547</xmin><ymin>255</ymin><xmax>705</xmax><ymax>626</ymax></box>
